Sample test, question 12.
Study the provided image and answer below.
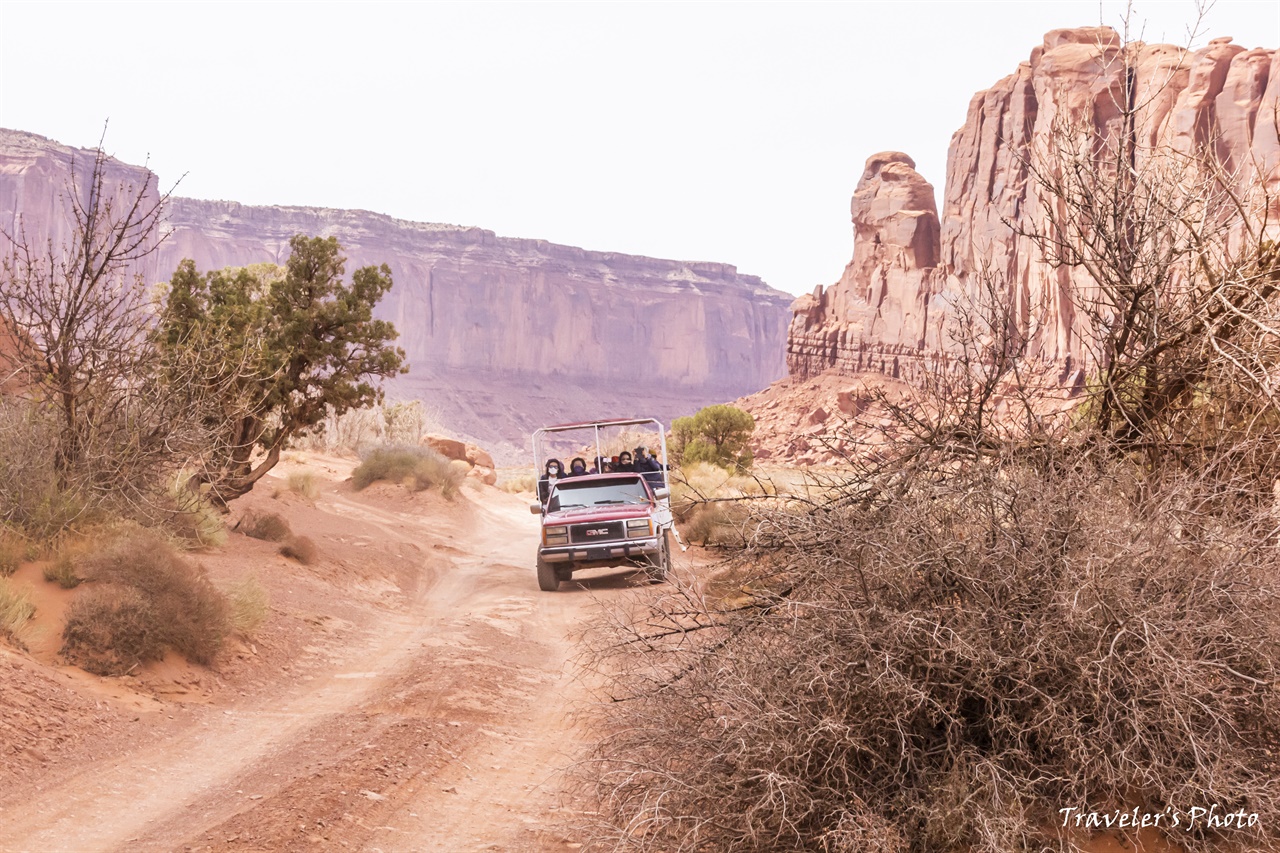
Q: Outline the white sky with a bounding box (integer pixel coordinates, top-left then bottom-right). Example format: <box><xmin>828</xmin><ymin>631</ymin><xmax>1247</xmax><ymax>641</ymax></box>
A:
<box><xmin>1</xmin><ymin>1</ymin><xmax>1277</xmax><ymax>296</ymax></box>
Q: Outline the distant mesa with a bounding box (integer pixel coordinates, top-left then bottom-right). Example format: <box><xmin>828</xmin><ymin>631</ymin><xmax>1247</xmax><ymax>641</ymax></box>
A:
<box><xmin>0</xmin><ymin>128</ymin><xmax>793</xmax><ymax>460</ymax></box>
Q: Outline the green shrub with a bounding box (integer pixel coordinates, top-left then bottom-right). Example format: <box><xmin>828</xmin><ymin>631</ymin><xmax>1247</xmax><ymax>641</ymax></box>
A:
<box><xmin>671</xmin><ymin>404</ymin><xmax>755</xmax><ymax>470</ymax></box>
<box><xmin>61</xmin><ymin>531</ymin><xmax>230</xmax><ymax>674</ymax></box>
<box><xmin>352</xmin><ymin>445</ymin><xmax>462</xmax><ymax>499</ymax></box>
<box><xmin>279</xmin><ymin>535</ymin><xmax>318</xmax><ymax>565</ymax></box>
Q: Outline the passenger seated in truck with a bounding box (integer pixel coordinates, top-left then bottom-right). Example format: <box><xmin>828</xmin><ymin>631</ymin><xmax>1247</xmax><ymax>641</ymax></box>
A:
<box><xmin>567</xmin><ymin>457</ymin><xmax>589</xmax><ymax>477</ymax></box>
<box><xmin>538</xmin><ymin>458</ymin><xmax>564</xmax><ymax>504</ymax></box>
<box><xmin>614</xmin><ymin>451</ymin><xmax>635</xmax><ymax>473</ymax></box>
<box><xmin>633</xmin><ymin>446</ymin><xmax>661</xmax><ymax>472</ymax></box>
<box><xmin>634</xmin><ymin>446</ymin><xmax>665</xmax><ymax>486</ymax></box>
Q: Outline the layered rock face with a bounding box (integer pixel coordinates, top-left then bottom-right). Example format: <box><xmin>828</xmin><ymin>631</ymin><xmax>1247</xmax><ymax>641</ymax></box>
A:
<box><xmin>0</xmin><ymin>128</ymin><xmax>791</xmax><ymax>459</ymax></box>
<box><xmin>157</xmin><ymin>199</ymin><xmax>791</xmax><ymax>458</ymax></box>
<box><xmin>0</xmin><ymin>129</ymin><xmax>166</xmax><ymax>285</ymax></box>
<box><xmin>790</xmin><ymin>28</ymin><xmax>1280</xmax><ymax>381</ymax></box>
<box><xmin>157</xmin><ymin>199</ymin><xmax>789</xmax><ymax>394</ymax></box>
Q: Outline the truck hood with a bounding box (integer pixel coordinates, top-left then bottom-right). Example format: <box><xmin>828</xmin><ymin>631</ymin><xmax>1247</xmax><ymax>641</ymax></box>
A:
<box><xmin>544</xmin><ymin>505</ymin><xmax>653</xmax><ymax>525</ymax></box>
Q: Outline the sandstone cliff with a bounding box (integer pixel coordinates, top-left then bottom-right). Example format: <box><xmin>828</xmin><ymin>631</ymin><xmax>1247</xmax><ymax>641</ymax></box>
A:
<box><xmin>788</xmin><ymin>28</ymin><xmax>1280</xmax><ymax>383</ymax></box>
<box><xmin>0</xmin><ymin>128</ymin><xmax>791</xmax><ymax>460</ymax></box>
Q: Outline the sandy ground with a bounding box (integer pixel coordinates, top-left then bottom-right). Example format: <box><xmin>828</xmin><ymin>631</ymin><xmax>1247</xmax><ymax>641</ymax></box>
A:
<box><xmin>0</xmin><ymin>454</ymin><xmax>660</xmax><ymax>852</ymax></box>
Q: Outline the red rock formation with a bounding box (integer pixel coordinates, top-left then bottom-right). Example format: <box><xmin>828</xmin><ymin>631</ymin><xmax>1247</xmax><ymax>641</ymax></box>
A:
<box><xmin>787</xmin><ymin>152</ymin><xmax>947</xmax><ymax>382</ymax></box>
<box><xmin>792</xmin><ymin>28</ymin><xmax>1280</xmax><ymax>383</ymax></box>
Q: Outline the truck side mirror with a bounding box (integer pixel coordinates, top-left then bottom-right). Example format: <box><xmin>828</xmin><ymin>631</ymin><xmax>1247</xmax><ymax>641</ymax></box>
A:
<box><xmin>653</xmin><ymin>487</ymin><xmax>670</xmax><ymax>500</ymax></box>
<box><xmin>529</xmin><ymin>502</ymin><xmax>543</xmax><ymax>515</ymax></box>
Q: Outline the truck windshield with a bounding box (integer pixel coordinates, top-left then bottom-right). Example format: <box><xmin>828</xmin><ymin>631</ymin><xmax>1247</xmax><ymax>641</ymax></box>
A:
<box><xmin>552</xmin><ymin>478</ymin><xmax>650</xmax><ymax>509</ymax></box>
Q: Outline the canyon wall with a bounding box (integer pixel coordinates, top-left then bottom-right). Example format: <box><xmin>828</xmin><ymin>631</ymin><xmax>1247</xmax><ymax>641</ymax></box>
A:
<box><xmin>788</xmin><ymin>27</ymin><xmax>1280</xmax><ymax>382</ymax></box>
<box><xmin>0</xmin><ymin>128</ymin><xmax>792</xmax><ymax>459</ymax></box>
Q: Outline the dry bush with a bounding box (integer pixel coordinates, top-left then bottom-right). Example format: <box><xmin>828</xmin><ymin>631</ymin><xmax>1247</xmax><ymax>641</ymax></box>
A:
<box><xmin>498</xmin><ymin>472</ymin><xmax>537</xmax><ymax>494</ymax></box>
<box><xmin>0</xmin><ymin>577</ymin><xmax>35</xmax><ymax>644</ymax></box>
<box><xmin>351</xmin><ymin>445</ymin><xmax>462</xmax><ymax>498</ymax></box>
<box><xmin>62</xmin><ymin>586</ymin><xmax>158</xmax><ymax>675</ymax></box>
<box><xmin>292</xmin><ymin>399</ymin><xmax>443</xmax><ymax>454</ymax></box>
<box><xmin>670</xmin><ymin>462</ymin><xmax>769</xmax><ymax>548</ymax></box>
<box><xmin>285</xmin><ymin>470</ymin><xmax>320</xmax><ymax>500</ymax></box>
<box><xmin>238</xmin><ymin>511</ymin><xmax>292</xmax><ymax>543</ymax></box>
<box><xmin>61</xmin><ymin>531</ymin><xmax>230</xmax><ymax>674</ymax></box>
<box><xmin>578</xmin><ymin>453</ymin><xmax>1280</xmax><ymax>852</ymax></box>
<box><xmin>224</xmin><ymin>574</ymin><xmax>269</xmax><ymax>636</ymax></box>
<box><xmin>279</xmin><ymin>535</ymin><xmax>318</xmax><ymax>565</ymax></box>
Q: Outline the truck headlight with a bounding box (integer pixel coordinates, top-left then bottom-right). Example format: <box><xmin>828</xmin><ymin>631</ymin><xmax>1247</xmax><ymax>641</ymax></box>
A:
<box><xmin>626</xmin><ymin>519</ymin><xmax>651</xmax><ymax>538</ymax></box>
<box><xmin>544</xmin><ymin>526</ymin><xmax>569</xmax><ymax>546</ymax></box>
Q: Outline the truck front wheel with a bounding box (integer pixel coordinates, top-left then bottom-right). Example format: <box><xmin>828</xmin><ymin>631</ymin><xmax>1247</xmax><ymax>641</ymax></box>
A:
<box><xmin>536</xmin><ymin>555</ymin><xmax>560</xmax><ymax>592</ymax></box>
<box><xmin>646</xmin><ymin>529</ymin><xmax>671</xmax><ymax>583</ymax></box>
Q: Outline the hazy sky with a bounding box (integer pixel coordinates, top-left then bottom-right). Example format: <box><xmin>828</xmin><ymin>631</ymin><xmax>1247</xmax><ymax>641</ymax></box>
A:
<box><xmin>1</xmin><ymin>1</ymin><xmax>1277</xmax><ymax>296</ymax></box>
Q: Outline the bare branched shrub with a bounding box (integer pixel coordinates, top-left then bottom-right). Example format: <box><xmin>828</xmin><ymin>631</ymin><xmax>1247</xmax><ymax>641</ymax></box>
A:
<box><xmin>62</xmin><ymin>530</ymin><xmax>229</xmax><ymax>673</ymax></box>
<box><xmin>291</xmin><ymin>399</ymin><xmax>443</xmax><ymax>454</ymax></box>
<box><xmin>279</xmin><ymin>535</ymin><xmax>318</xmax><ymax>565</ymax></box>
<box><xmin>578</xmin><ymin>451</ymin><xmax>1280</xmax><ymax>852</ymax></box>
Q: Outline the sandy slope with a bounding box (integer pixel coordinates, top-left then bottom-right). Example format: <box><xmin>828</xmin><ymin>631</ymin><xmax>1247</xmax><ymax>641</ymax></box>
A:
<box><xmin>0</xmin><ymin>457</ymin><xmax>651</xmax><ymax>852</ymax></box>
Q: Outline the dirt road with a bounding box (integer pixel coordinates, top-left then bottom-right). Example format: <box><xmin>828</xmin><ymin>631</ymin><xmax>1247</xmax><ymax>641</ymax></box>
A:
<box><xmin>0</xmin><ymin>471</ymin><xmax>643</xmax><ymax>852</ymax></box>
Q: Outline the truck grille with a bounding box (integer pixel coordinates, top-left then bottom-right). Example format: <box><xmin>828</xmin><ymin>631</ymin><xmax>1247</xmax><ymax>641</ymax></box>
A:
<box><xmin>570</xmin><ymin>520</ymin><xmax>625</xmax><ymax>544</ymax></box>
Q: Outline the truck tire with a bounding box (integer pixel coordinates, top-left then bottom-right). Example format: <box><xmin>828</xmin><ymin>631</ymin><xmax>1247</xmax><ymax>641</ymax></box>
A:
<box><xmin>646</xmin><ymin>529</ymin><xmax>671</xmax><ymax>583</ymax></box>
<box><xmin>536</xmin><ymin>555</ymin><xmax>560</xmax><ymax>592</ymax></box>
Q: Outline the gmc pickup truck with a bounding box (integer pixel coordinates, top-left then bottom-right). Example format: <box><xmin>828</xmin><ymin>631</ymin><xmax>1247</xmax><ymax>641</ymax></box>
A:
<box><xmin>529</xmin><ymin>419</ymin><xmax>673</xmax><ymax>592</ymax></box>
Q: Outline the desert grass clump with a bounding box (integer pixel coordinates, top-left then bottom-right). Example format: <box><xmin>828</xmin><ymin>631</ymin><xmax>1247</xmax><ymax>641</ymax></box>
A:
<box><xmin>498</xmin><ymin>472</ymin><xmax>537</xmax><ymax>494</ymax></box>
<box><xmin>351</xmin><ymin>445</ymin><xmax>462</xmax><ymax>499</ymax></box>
<box><xmin>279</xmin><ymin>535</ymin><xmax>318</xmax><ymax>565</ymax></box>
<box><xmin>164</xmin><ymin>474</ymin><xmax>227</xmax><ymax>548</ymax></box>
<box><xmin>42</xmin><ymin>550</ymin><xmax>82</xmax><ymax>589</ymax></box>
<box><xmin>285</xmin><ymin>470</ymin><xmax>320</xmax><ymax>500</ymax></box>
<box><xmin>61</xmin><ymin>531</ymin><xmax>230</xmax><ymax>674</ymax></box>
<box><xmin>0</xmin><ymin>577</ymin><xmax>35</xmax><ymax>644</ymax></box>
<box><xmin>0</xmin><ymin>528</ymin><xmax>27</xmax><ymax>577</ymax></box>
<box><xmin>224</xmin><ymin>573</ymin><xmax>270</xmax><ymax>636</ymax></box>
<box><xmin>238</xmin><ymin>511</ymin><xmax>292</xmax><ymax>543</ymax></box>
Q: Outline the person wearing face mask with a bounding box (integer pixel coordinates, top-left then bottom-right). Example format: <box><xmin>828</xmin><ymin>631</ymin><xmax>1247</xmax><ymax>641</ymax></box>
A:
<box><xmin>614</xmin><ymin>451</ymin><xmax>635</xmax><ymax>473</ymax></box>
<box><xmin>538</xmin><ymin>458</ymin><xmax>564</xmax><ymax>504</ymax></box>
<box><xmin>567</xmin><ymin>457</ymin><xmax>589</xmax><ymax>477</ymax></box>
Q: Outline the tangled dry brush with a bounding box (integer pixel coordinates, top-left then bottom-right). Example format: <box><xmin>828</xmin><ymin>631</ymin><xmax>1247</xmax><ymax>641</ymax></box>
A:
<box><xmin>578</xmin><ymin>450</ymin><xmax>1280</xmax><ymax>852</ymax></box>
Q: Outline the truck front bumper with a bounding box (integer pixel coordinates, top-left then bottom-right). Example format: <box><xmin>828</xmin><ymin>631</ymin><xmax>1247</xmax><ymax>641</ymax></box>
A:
<box><xmin>540</xmin><ymin>537</ymin><xmax>659</xmax><ymax>563</ymax></box>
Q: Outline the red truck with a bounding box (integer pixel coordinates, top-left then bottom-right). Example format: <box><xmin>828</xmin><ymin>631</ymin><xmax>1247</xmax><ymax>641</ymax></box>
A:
<box><xmin>529</xmin><ymin>418</ymin><xmax>674</xmax><ymax>592</ymax></box>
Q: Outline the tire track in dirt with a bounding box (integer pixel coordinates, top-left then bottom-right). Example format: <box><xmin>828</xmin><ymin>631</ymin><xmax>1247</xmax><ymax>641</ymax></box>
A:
<box><xmin>0</xmin><ymin>486</ymin><xmax>635</xmax><ymax>852</ymax></box>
